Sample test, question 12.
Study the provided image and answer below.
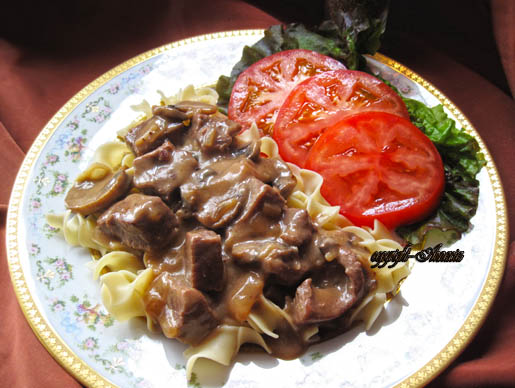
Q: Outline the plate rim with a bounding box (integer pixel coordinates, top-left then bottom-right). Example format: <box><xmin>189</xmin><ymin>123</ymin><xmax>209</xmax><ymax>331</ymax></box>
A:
<box><xmin>5</xmin><ymin>29</ymin><xmax>509</xmax><ymax>388</ymax></box>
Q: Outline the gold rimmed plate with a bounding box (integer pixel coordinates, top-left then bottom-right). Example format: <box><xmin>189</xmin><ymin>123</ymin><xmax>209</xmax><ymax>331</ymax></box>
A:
<box><xmin>6</xmin><ymin>30</ymin><xmax>509</xmax><ymax>388</ymax></box>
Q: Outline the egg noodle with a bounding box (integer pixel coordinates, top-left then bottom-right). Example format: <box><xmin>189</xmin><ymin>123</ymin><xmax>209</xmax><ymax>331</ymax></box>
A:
<box><xmin>47</xmin><ymin>86</ymin><xmax>410</xmax><ymax>380</ymax></box>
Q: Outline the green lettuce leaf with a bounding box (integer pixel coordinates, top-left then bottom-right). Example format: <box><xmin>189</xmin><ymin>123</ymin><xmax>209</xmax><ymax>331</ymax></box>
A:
<box><xmin>404</xmin><ymin>99</ymin><xmax>485</xmax><ymax>177</ymax></box>
<box><xmin>323</xmin><ymin>0</ymin><xmax>389</xmax><ymax>67</ymax></box>
<box><xmin>396</xmin><ymin>98</ymin><xmax>485</xmax><ymax>246</ymax></box>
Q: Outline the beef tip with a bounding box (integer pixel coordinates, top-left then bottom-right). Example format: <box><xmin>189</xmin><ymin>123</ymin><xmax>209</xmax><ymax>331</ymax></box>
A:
<box><xmin>292</xmin><ymin>231</ymin><xmax>370</xmax><ymax>325</ymax></box>
<box><xmin>271</xmin><ymin>160</ymin><xmax>296</xmax><ymax>198</ymax></box>
<box><xmin>185</xmin><ymin>229</ymin><xmax>224</xmax><ymax>292</ymax></box>
<box><xmin>280</xmin><ymin>208</ymin><xmax>315</xmax><ymax>246</ymax></box>
<box><xmin>290</xmin><ymin>266</ymin><xmax>356</xmax><ymax>325</ymax></box>
<box><xmin>144</xmin><ymin>273</ymin><xmax>218</xmax><ymax>345</ymax></box>
<box><xmin>223</xmin><ymin>179</ymin><xmax>285</xmax><ymax>251</ymax></box>
<box><xmin>190</xmin><ymin>112</ymin><xmax>241</xmax><ymax>154</ymax></box>
<box><xmin>231</xmin><ymin>136</ymin><xmax>261</xmax><ymax>161</ymax></box>
<box><xmin>97</xmin><ymin>193</ymin><xmax>178</xmax><ymax>251</ymax></box>
<box><xmin>239</xmin><ymin>177</ymin><xmax>285</xmax><ymax>222</ymax></box>
<box><xmin>322</xmin><ymin>230</ymin><xmax>371</xmax><ymax>302</ymax></box>
<box><xmin>291</xmin><ymin>277</ymin><xmax>354</xmax><ymax>325</ymax></box>
<box><xmin>225</xmin><ymin>179</ymin><xmax>323</xmax><ymax>285</ymax></box>
<box><xmin>191</xmin><ymin>187</ymin><xmax>246</xmax><ymax>229</ymax></box>
<box><xmin>133</xmin><ymin>140</ymin><xmax>198</xmax><ymax>202</ymax></box>
<box><xmin>337</xmin><ymin>251</ymin><xmax>367</xmax><ymax>302</ymax></box>
<box><xmin>181</xmin><ymin>171</ymin><xmax>247</xmax><ymax>228</ymax></box>
<box><xmin>223</xmin><ymin>178</ymin><xmax>285</xmax><ymax>247</ymax></box>
<box><xmin>209</xmin><ymin>157</ymin><xmax>267</xmax><ymax>182</ymax></box>
<box><xmin>231</xmin><ymin>241</ymin><xmax>297</xmax><ymax>265</ymax></box>
<box><xmin>231</xmin><ymin>240</ymin><xmax>307</xmax><ymax>285</ymax></box>
<box><xmin>125</xmin><ymin>115</ymin><xmax>184</xmax><ymax>156</ymax></box>
<box><xmin>180</xmin><ymin>159</ymin><xmax>272</xmax><ymax>229</ymax></box>
<box><xmin>317</xmin><ymin>228</ymin><xmax>369</xmax><ymax>262</ymax></box>
<box><xmin>257</xmin><ymin>157</ymin><xmax>297</xmax><ymax>198</ymax></box>
<box><xmin>231</xmin><ymin>237</ymin><xmax>324</xmax><ymax>286</ymax></box>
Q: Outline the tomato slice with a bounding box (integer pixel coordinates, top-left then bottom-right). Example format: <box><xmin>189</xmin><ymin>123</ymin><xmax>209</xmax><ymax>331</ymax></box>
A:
<box><xmin>228</xmin><ymin>49</ymin><xmax>346</xmax><ymax>135</ymax></box>
<box><xmin>273</xmin><ymin>70</ymin><xmax>409</xmax><ymax>167</ymax></box>
<box><xmin>305</xmin><ymin>112</ymin><xmax>444</xmax><ymax>229</ymax></box>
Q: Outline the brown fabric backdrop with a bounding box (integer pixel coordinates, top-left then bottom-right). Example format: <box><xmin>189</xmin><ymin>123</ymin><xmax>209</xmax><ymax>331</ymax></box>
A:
<box><xmin>0</xmin><ymin>1</ymin><xmax>513</xmax><ymax>387</ymax></box>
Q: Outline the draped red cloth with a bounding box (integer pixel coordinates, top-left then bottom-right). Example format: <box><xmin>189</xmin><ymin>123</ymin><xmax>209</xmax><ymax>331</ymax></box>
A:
<box><xmin>0</xmin><ymin>1</ymin><xmax>513</xmax><ymax>386</ymax></box>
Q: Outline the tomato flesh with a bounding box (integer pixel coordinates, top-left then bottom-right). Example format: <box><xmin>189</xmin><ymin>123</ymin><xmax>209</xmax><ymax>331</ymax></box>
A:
<box><xmin>273</xmin><ymin>70</ymin><xmax>409</xmax><ymax>167</ymax></box>
<box><xmin>228</xmin><ymin>49</ymin><xmax>346</xmax><ymax>135</ymax></box>
<box><xmin>305</xmin><ymin>112</ymin><xmax>444</xmax><ymax>228</ymax></box>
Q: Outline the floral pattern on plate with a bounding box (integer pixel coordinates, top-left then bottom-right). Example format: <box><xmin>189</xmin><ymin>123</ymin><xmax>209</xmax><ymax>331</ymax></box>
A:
<box><xmin>9</xmin><ymin>32</ymin><xmax>506</xmax><ymax>388</ymax></box>
<box><xmin>24</xmin><ymin>62</ymin><xmax>160</xmax><ymax>388</ymax></box>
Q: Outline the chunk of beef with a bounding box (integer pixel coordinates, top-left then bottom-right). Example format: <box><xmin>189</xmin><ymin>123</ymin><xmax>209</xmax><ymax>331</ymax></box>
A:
<box><xmin>223</xmin><ymin>178</ymin><xmax>326</xmax><ymax>285</ymax></box>
<box><xmin>231</xmin><ymin>241</ymin><xmax>296</xmax><ymax>265</ymax></box>
<box><xmin>231</xmin><ymin>240</ymin><xmax>306</xmax><ymax>285</ymax></box>
<box><xmin>180</xmin><ymin>158</ymin><xmax>280</xmax><ymax>229</ymax></box>
<box><xmin>336</xmin><ymin>251</ymin><xmax>367</xmax><ymax>302</ymax></box>
<box><xmin>210</xmin><ymin>155</ymin><xmax>295</xmax><ymax>198</ymax></box>
<box><xmin>239</xmin><ymin>177</ymin><xmax>285</xmax><ymax>222</ymax></box>
<box><xmin>190</xmin><ymin>112</ymin><xmax>241</xmax><ymax>154</ymax></box>
<box><xmin>257</xmin><ymin>157</ymin><xmax>297</xmax><ymax>198</ymax></box>
<box><xmin>280</xmin><ymin>208</ymin><xmax>315</xmax><ymax>247</ymax></box>
<box><xmin>124</xmin><ymin>113</ymin><xmax>184</xmax><ymax>156</ymax></box>
<box><xmin>133</xmin><ymin>140</ymin><xmax>198</xmax><ymax>202</ymax></box>
<box><xmin>181</xmin><ymin>173</ymin><xmax>247</xmax><ymax>228</ymax></box>
<box><xmin>208</xmin><ymin>157</ymin><xmax>268</xmax><ymax>182</ymax></box>
<box><xmin>97</xmin><ymin>193</ymin><xmax>178</xmax><ymax>250</ymax></box>
<box><xmin>223</xmin><ymin>179</ymin><xmax>285</xmax><ymax>248</ymax></box>
<box><xmin>291</xmin><ymin>277</ymin><xmax>352</xmax><ymax>325</ymax></box>
<box><xmin>231</xmin><ymin>135</ymin><xmax>261</xmax><ymax>161</ymax></box>
<box><xmin>194</xmin><ymin>188</ymin><xmax>246</xmax><ymax>229</ymax></box>
<box><xmin>185</xmin><ymin>229</ymin><xmax>224</xmax><ymax>292</ymax></box>
<box><xmin>144</xmin><ymin>273</ymin><xmax>218</xmax><ymax>345</ymax></box>
<box><xmin>317</xmin><ymin>228</ymin><xmax>369</xmax><ymax>263</ymax></box>
<box><xmin>291</xmin><ymin>231</ymin><xmax>370</xmax><ymax>325</ymax></box>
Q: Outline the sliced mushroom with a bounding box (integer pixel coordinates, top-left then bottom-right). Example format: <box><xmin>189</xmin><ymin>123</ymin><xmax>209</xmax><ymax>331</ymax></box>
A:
<box><xmin>65</xmin><ymin>163</ymin><xmax>131</xmax><ymax>215</ymax></box>
<box><xmin>152</xmin><ymin>102</ymin><xmax>218</xmax><ymax>122</ymax></box>
<box><xmin>174</xmin><ymin>101</ymin><xmax>218</xmax><ymax>115</ymax></box>
<box><xmin>152</xmin><ymin>105</ymin><xmax>190</xmax><ymax>121</ymax></box>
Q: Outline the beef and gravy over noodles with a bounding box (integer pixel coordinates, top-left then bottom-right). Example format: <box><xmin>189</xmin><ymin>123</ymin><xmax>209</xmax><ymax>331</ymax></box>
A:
<box><xmin>59</xmin><ymin>97</ymin><xmax>407</xmax><ymax>371</ymax></box>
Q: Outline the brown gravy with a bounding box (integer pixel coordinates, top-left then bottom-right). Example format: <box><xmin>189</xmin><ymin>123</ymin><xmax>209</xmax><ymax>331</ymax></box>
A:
<box><xmin>89</xmin><ymin>101</ymin><xmax>375</xmax><ymax>357</ymax></box>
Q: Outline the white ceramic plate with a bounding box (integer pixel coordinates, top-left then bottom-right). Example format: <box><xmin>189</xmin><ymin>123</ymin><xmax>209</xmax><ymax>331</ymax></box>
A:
<box><xmin>6</xmin><ymin>30</ymin><xmax>508</xmax><ymax>388</ymax></box>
